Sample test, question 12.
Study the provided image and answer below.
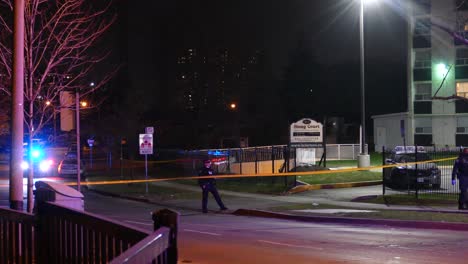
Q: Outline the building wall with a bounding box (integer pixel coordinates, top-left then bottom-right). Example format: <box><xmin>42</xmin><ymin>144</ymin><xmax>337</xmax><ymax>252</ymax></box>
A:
<box><xmin>407</xmin><ymin>0</ymin><xmax>466</xmax><ymax>147</ymax></box>
<box><xmin>372</xmin><ymin>113</ymin><xmax>409</xmax><ymax>151</ymax></box>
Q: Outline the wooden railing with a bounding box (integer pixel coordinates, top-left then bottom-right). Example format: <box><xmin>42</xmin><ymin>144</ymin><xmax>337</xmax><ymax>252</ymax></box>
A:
<box><xmin>36</xmin><ymin>202</ymin><xmax>152</xmax><ymax>263</ymax></box>
<box><xmin>0</xmin><ymin>202</ymin><xmax>178</xmax><ymax>264</ymax></box>
<box><xmin>0</xmin><ymin>207</ymin><xmax>35</xmax><ymax>264</ymax></box>
<box><xmin>109</xmin><ymin>227</ymin><xmax>171</xmax><ymax>264</ymax></box>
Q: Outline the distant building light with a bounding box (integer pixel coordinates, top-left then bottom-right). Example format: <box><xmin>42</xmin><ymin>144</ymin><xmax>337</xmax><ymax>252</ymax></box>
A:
<box><xmin>90</xmin><ymin>82</ymin><xmax>95</xmax><ymax>87</ymax></box>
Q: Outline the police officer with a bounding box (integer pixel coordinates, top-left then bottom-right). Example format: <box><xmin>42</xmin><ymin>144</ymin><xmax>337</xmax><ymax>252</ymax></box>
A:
<box><xmin>452</xmin><ymin>148</ymin><xmax>468</xmax><ymax>210</ymax></box>
<box><xmin>198</xmin><ymin>159</ymin><xmax>228</xmax><ymax>213</ymax></box>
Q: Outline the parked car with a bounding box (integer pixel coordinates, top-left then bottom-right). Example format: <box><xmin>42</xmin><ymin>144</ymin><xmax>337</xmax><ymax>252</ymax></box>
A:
<box><xmin>57</xmin><ymin>158</ymin><xmax>86</xmax><ymax>178</ymax></box>
<box><xmin>383</xmin><ymin>146</ymin><xmax>441</xmax><ymax>189</ymax></box>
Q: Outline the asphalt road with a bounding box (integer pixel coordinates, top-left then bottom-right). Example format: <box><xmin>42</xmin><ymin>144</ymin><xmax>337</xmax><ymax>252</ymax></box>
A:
<box><xmin>82</xmin><ymin>190</ymin><xmax>468</xmax><ymax>264</ymax></box>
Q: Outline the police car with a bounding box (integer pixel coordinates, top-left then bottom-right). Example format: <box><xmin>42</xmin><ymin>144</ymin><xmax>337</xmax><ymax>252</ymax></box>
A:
<box><xmin>21</xmin><ymin>143</ymin><xmax>55</xmax><ymax>177</ymax></box>
<box><xmin>207</xmin><ymin>150</ymin><xmax>229</xmax><ymax>173</ymax></box>
<box><xmin>383</xmin><ymin>146</ymin><xmax>441</xmax><ymax>189</ymax></box>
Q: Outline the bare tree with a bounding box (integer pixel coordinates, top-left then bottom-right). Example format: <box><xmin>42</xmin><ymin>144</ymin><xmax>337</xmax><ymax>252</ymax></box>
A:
<box><xmin>0</xmin><ymin>0</ymin><xmax>117</xmax><ymax>211</ymax></box>
<box><xmin>0</xmin><ymin>0</ymin><xmax>116</xmax><ymax>140</ymax></box>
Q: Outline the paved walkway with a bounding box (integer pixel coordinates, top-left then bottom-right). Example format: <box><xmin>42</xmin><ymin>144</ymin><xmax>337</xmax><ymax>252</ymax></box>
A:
<box><xmin>88</xmin><ymin>179</ymin><xmax>466</xmax><ymax>215</ymax></box>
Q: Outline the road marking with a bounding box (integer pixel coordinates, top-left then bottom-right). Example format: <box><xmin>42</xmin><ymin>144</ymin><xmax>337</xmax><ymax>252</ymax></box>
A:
<box><xmin>183</xmin><ymin>229</ymin><xmax>221</xmax><ymax>236</ymax></box>
<box><xmin>124</xmin><ymin>220</ymin><xmax>153</xmax><ymax>226</ymax></box>
<box><xmin>258</xmin><ymin>240</ymin><xmax>323</xmax><ymax>250</ymax></box>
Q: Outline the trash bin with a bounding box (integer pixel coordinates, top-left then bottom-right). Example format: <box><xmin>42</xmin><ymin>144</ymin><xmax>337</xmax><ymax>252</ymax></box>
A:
<box><xmin>34</xmin><ymin>181</ymin><xmax>84</xmax><ymax>211</ymax></box>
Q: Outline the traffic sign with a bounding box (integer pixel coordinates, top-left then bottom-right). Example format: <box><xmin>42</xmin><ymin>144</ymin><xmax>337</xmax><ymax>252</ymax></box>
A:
<box><xmin>139</xmin><ymin>134</ymin><xmax>153</xmax><ymax>155</ymax></box>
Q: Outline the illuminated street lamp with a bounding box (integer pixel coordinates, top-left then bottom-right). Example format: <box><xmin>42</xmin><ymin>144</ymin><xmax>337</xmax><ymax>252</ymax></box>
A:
<box><xmin>436</xmin><ymin>63</ymin><xmax>449</xmax><ymax>78</ymax></box>
<box><xmin>357</xmin><ymin>0</ymin><xmax>376</xmax><ymax>168</ymax></box>
<box><xmin>230</xmin><ymin>103</ymin><xmax>237</xmax><ymax>110</ymax></box>
<box><xmin>80</xmin><ymin>101</ymin><xmax>88</xmax><ymax>108</ymax></box>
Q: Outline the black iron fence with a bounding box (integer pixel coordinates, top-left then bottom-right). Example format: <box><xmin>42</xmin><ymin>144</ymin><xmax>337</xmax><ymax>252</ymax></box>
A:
<box><xmin>83</xmin><ymin>144</ymin><xmax>363</xmax><ymax>193</ymax></box>
<box><xmin>382</xmin><ymin>146</ymin><xmax>460</xmax><ymax>198</ymax></box>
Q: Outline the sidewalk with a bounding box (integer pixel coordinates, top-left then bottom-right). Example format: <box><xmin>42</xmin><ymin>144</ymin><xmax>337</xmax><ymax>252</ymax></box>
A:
<box><xmin>85</xmin><ymin>177</ymin><xmax>468</xmax><ymax>231</ymax></box>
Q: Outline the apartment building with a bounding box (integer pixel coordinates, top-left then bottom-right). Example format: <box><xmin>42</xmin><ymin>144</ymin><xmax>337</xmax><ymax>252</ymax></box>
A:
<box><xmin>373</xmin><ymin>0</ymin><xmax>468</xmax><ymax>150</ymax></box>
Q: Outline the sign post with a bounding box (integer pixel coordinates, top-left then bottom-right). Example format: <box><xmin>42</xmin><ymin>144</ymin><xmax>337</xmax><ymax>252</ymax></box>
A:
<box><xmin>87</xmin><ymin>138</ymin><xmax>94</xmax><ymax>168</ymax></box>
<box><xmin>139</xmin><ymin>133</ymin><xmax>153</xmax><ymax>194</ymax></box>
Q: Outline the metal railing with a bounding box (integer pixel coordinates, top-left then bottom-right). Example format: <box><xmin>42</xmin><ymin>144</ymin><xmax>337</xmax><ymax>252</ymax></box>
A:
<box><xmin>382</xmin><ymin>146</ymin><xmax>460</xmax><ymax>198</ymax></box>
<box><xmin>0</xmin><ymin>203</ymin><xmax>178</xmax><ymax>264</ymax></box>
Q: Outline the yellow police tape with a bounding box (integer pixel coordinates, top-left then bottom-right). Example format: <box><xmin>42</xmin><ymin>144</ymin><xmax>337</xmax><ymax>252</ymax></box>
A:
<box><xmin>61</xmin><ymin>156</ymin><xmax>457</xmax><ymax>187</ymax></box>
<box><xmin>0</xmin><ymin>157</ymin><xmax>456</xmax><ymax>188</ymax></box>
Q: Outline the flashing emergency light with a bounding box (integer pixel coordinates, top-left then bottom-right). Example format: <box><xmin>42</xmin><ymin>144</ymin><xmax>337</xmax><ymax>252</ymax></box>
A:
<box><xmin>39</xmin><ymin>159</ymin><xmax>54</xmax><ymax>172</ymax></box>
<box><xmin>208</xmin><ymin>150</ymin><xmax>226</xmax><ymax>156</ymax></box>
<box><xmin>30</xmin><ymin>147</ymin><xmax>44</xmax><ymax>160</ymax></box>
<box><xmin>21</xmin><ymin>161</ymin><xmax>29</xmax><ymax>170</ymax></box>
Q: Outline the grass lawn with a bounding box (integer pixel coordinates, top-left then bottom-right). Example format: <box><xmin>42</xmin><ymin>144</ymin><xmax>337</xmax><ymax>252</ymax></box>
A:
<box><xmin>356</xmin><ymin>193</ymin><xmax>458</xmax><ymax>206</ymax></box>
<box><xmin>177</xmin><ymin>178</ymin><xmax>291</xmax><ymax>194</ymax></box>
<box><xmin>298</xmin><ymin>171</ymin><xmax>382</xmax><ymax>185</ymax></box>
<box><xmin>86</xmin><ymin>176</ymin><xmax>200</xmax><ymax>200</ymax></box>
<box><xmin>267</xmin><ymin>203</ymin><xmax>468</xmax><ymax>223</ymax></box>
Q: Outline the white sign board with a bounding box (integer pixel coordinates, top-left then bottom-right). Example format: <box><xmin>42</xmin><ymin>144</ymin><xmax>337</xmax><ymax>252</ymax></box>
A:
<box><xmin>145</xmin><ymin>127</ymin><xmax>154</xmax><ymax>134</ymax></box>
<box><xmin>290</xmin><ymin>119</ymin><xmax>323</xmax><ymax>144</ymax></box>
<box><xmin>139</xmin><ymin>133</ymin><xmax>153</xmax><ymax>155</ymax></box>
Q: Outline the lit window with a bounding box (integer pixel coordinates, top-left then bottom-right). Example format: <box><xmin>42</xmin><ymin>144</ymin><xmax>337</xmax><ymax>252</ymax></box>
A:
<box><xmin>414</xmin><ymin>83</ymin><xmax>432</xmax><ymax>101</ymax></box>
<box><xmin>457</xmin><ymin>82</ymin><xmax>468</xmax><ymax>98</ymax></box>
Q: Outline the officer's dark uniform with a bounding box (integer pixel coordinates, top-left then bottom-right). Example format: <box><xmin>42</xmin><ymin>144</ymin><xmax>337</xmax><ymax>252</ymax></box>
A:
<box><xmin>452</xmin><ymin>151</ymin><xmax>468</xmax><ymax>209</ymax></box>
<box><xmin>198</xmin><ymin>160</ymin><xmax>227</xmax><ymax>213</ymax></box>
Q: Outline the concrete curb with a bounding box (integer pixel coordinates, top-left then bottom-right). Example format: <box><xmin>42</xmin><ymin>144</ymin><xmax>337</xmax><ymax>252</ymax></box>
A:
<box><xmin>233</xmin><ymin>208</ymin><xmax>468</xmax><ymax>231</ymax></box>
<box><xmin>288</xmin><ymin>180</ymin><xmax>382</xmax><ymax>194</ymax></box>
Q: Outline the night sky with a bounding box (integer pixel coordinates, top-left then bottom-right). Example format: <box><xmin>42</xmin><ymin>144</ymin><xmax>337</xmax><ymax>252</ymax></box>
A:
<box><xmin>101</xmin><ymin>0</ymin><xmax>409</xmax><ymax>146</ymax></box>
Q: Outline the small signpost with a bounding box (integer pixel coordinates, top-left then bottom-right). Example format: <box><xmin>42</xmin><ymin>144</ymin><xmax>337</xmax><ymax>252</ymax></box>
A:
<box><xmin>87</xmin><ymin>138</ymin><xmax>94</xmax><ymax>168</ymax></box>
<box><xmin>140</xmin><ymin>128</ymin><xmax>154</xmax><ymax>194</ymax></box>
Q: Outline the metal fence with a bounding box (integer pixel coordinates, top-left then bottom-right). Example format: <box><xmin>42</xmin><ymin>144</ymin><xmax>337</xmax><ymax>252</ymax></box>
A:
<box><xmin>84</xmin><ymin>144</ymin><xmax>364</xmax><ymax>193</ymax></box>
<box><xmin>382</xmin><ymin>146</ymin><xmax>460</xmax><ymax>198</ymax></box>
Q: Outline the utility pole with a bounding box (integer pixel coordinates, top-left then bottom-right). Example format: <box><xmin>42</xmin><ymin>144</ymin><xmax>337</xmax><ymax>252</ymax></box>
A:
<box><xmin>76</xmin><ymin>90</ymin><xmax>81</xmax><ymax>192</ymax></box>
<box><xmin>10</xmin><ymin>0</ymin><xmax>25</xmax><ymax>210</ymax></box>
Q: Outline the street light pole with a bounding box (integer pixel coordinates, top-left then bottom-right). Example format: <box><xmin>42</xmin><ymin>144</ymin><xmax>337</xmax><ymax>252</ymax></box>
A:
<box><xmin>75</xmin><ymin>89</ymin><xmax>81</xmax><ymax>192</ymax></box>
<box><xmin>358</xmin><ymin>0</ymin><xmax>370</xmax><ymax>168</ymax></box>
<box><xmin>10</xmin><ymin>0</ymin><xmax>25</xmax><ymax>210</ymax></box>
